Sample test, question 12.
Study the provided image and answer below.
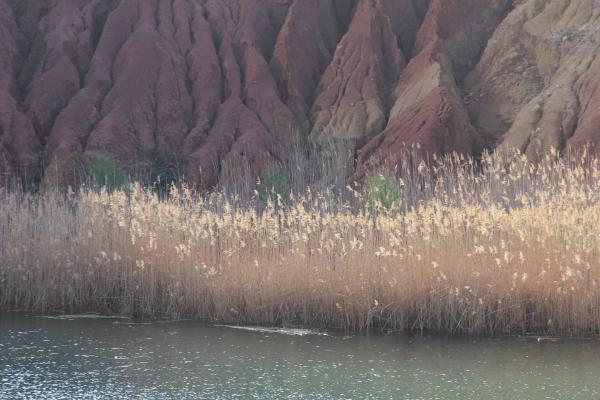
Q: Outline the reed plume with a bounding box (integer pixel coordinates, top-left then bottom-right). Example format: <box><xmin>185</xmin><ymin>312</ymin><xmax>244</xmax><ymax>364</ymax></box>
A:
<box><xmin>2</xmin><ymin>149</ymin><xmax>600</xmax><ymax>336</ymax></box>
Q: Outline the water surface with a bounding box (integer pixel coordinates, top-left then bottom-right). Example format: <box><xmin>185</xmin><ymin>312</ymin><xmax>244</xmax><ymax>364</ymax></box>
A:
<box><xmin>1</xmin><ymin>313</ymin><xmax>599</xmax><ymax>399</ymax></box>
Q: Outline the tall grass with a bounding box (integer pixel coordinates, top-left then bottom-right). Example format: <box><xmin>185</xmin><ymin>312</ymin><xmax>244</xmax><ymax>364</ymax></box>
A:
<box><xmin>2</xmin><ymin>149</ymin><xmax>600</xmax><ymax>336</ymax></box>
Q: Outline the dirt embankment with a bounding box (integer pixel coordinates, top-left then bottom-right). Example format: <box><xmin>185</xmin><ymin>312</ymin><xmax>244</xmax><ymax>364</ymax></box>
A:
<box><xmin>1</xmin><ymin>0</ymin><xmax>599</xmax><ymax>186</ymax></box>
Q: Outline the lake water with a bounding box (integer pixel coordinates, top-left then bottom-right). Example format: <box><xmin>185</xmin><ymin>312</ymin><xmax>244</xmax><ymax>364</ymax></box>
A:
<box><xmin>1</xmin><ymin>313</ymin><xmax>600</xmax><ymax>399</ymax></box>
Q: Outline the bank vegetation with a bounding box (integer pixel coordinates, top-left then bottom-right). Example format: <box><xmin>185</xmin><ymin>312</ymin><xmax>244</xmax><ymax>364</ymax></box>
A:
<box><xmin>2</xmin><ymin>149</ymin><xmax>600</xmax><ymax>336</ymax></box>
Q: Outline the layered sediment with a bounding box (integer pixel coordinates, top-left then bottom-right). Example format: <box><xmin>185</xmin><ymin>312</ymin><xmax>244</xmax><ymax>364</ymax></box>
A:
<box><xmin>1</xmin><ymin>0</ymin><xmax>599</xmax><ymax>186</ymax></box>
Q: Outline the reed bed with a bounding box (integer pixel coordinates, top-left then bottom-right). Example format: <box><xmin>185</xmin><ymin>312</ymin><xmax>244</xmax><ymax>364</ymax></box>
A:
<box><xmin>2</xmin><ymin>150</ymin><xmax>600</xmax><ymax>336</ymax></box>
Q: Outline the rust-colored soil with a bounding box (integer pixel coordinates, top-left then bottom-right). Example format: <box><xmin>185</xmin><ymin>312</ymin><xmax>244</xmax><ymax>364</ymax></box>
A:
<box><xmin>1</xmin><ymin>0</ymin><xmax>599</xmax><ymax>185</ymax></box>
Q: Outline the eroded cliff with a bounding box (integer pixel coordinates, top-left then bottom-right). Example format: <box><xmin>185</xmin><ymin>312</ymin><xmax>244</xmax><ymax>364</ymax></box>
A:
<box><xmin>1</xmin><ymin>0</ymin><xmax>599</xmax><ymax>186</ymax></box>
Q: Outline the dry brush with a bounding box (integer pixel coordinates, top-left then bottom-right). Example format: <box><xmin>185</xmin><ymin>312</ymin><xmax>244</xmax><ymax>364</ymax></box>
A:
<box><xmin>2</xmin><ymin>150</ymin><xmax>600</xmax><ymax>336</ymax></box>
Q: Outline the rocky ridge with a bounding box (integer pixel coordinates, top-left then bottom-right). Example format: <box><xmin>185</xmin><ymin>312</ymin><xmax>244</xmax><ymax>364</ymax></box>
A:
<box><xmin>1</xmin><ymin>0</ymin><xmax>599</xmax><ymax>186</ymax></box>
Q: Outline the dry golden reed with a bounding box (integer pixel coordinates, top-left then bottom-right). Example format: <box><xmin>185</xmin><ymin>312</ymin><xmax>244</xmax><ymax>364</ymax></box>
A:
<box><xmin>2</xmin><ymin>149</ymin><xmax>600</xmax><ymax>336</ymax></box>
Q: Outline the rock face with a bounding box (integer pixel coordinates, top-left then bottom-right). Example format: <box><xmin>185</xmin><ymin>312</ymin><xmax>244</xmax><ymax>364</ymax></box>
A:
<box><xmin>1</xmin><ymin>0</ymin><xmax>600</xmax><ymax>187</ymax></box>
<box><xmin>465</xmin><ymin>0</ymin><xmax>600</xmax><ymax>160</ymax></box>
<box><xmin>310</xmin><ymin>0</ymin><xmax>406</xmax><ymax>145</ymax></box>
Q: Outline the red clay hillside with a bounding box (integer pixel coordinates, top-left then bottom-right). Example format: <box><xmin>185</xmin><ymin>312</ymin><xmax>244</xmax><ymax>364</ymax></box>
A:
<box><xmin>1</xmin><ymin>0</ymin><xmax>599</xmax><ymax>186</ymax></box>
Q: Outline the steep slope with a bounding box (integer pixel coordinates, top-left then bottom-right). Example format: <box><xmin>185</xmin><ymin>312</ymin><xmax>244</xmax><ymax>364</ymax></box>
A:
<box><xmin>0</xmin><ymin>1</ymin><xmax>42</xmax><ymax>184</ymax></box>
<box><xmin>353</xmin><ymin>0</ymin><xmax>512</xmax><ymax>177</ymax></box>
<box><xmin>270</xmin><ymin>0</ymin><xmax>355</xmax><ymax>127</ymax></box>
<box><xmin>309</xmin><ymin>0</ymin><xmax>409</xmax><ymax>145</ymax></box>
<box><xmin>1</xmin><ymin>0</ymin><xmax>600</xmax><ymax>187</ymax></box>
<box><xmin>465</xmin><ymin>0</ymin><xmax>600</xmax><ymax>160</ymax></box>
<box><xmin>354</xmin><ymin>40</ymin><xmax>483</xmax><ymax>179</ymax></box>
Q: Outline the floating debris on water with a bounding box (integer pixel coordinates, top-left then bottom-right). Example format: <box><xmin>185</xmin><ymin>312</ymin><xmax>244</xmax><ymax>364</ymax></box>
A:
<box><xmin>38</xmin><ymin>314</ymin><xmax>131</xmax><ymax>321</ymax></box>
<box><xmin>214</xmin><ymin>325</ymin><xmax>329</xmax><ymax>336</ymax></box>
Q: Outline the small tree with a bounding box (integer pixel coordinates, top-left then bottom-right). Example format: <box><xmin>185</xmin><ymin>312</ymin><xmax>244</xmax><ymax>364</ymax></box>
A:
<box><xmin>88</xmin><ymin>151</ymin><xmax>125</xmax><ymax>192</ymax></box>
<box><xmin>362</xmin><ymin>170</ymin><xmax>401</xmax><ymax>211</ymax></box>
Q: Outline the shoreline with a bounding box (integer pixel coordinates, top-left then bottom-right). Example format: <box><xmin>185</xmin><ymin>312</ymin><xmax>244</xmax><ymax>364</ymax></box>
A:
<box><xmin>3</xmin><ymin>309</ymin><xmax>600</xmax><ymax>340</ymax></box>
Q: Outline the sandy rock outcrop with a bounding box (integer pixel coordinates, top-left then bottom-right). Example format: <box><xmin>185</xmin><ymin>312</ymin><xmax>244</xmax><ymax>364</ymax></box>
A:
<box><xmin>466</xmin><ymin>0</ymin><xmax>600</xmax><ymax>159</ymax></box>
<box><xmin>354</xmin><ymin>41</ymin><xmax>482</xmax><ymax>179</ymax></box>
<box><xmin>353</xmin><ymin>0</ymin><xmax>511</xmax><ymax>177</ymax></box>
<box><xmin>414</xmin><ymin>0</ymin><xmax>513</xmax><ymax>80</ymax></box>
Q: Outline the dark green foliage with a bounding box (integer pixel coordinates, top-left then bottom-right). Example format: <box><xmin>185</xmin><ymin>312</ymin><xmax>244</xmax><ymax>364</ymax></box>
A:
<box><xmin>362</xmin><ymin>170</ymin><xmax>401</xmax><ymax>211</ymax></box>
<box><xmin>257</xmin><ymin>167</ymin><xmax>290</xmax><ymax>203</ymax></box>
<box><xmin>87</xmin><ymin>152</ymin><xmax>125</xmax><ymax>192</ymax></box>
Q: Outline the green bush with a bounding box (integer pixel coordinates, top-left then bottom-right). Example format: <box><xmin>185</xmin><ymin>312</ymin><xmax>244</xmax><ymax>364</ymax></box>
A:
<box><xmin>88</xmin><ymin>152</ymin><xmax>125</xmax><ymax>192</ymax></box>
<box><xmin>257</xmin><ymin>167</ymin><xmax>290</xmax><ymax>204</ymax></box>
<box><xmin>363</xmin><ymin>170</ymin><xmax>401</xmax><ymax>211</ymax></box>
